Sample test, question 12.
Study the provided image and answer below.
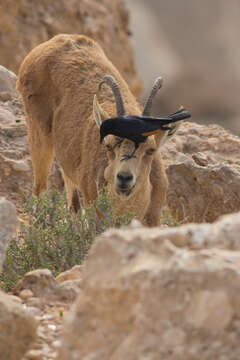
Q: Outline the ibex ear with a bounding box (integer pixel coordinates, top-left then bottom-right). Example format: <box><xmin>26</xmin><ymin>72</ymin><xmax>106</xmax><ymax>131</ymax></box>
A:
<box><xmin>155</xmin><ymin>122</ymin><xmax>182</xmax><ymax>148</ymax></box>
<box><xmin>93</xmin><ymin>95</ymin><xmax>109</xmax><ymax>128</ymax></box>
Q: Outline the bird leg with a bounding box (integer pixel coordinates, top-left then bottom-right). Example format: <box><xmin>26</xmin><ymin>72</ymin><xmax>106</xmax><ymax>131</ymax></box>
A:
<box><xmin>121</xmin><ymin>143</ymin><xmax>139</xmax><ymax>161</ymax></box>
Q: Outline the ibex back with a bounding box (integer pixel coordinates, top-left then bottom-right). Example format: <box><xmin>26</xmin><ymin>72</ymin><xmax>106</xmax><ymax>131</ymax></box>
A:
<box><xmin>17</xmin><ymin>34</ymin><xmax>181</xmax><ymax>226</ymax></box>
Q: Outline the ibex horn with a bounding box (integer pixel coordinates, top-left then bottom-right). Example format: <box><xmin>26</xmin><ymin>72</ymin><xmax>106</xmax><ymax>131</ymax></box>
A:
<box><xmin>99</xmin><ymin>75</ymin><xmax>126</xmax><ymax>116</ymax></box>
<box><xmin>142</xmin><ymin>77</ymin><xmax>163</xmax><ymax>116</ymax></box>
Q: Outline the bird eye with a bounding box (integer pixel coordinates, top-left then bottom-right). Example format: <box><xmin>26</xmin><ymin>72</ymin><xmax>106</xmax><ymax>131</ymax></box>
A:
<box><xmin>146</xmin><ymin>148</ymin><xmax>156</xmax><ymax>156</ymax></box>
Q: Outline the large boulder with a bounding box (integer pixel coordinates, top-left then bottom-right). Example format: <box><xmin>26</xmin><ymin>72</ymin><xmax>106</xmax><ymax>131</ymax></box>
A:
<box><xmin>0</xmin><ymin>0</ymin><xmax>141</xmax><ymax>96</ymax></box>
<box><xmin>0</xmin><ymin>291</ymin><xmax>37</xmax><ymax>360</ymax></box>
<box><xmin>58</xmin><ymin>213</ymin><xmax>240</xmax><ymax>360</ymax></box>
<box><xmin>0</xmin><ymin>197</ymin><xmax>17</xmax><ymax>272</ymax></box>
<box><xmin>163</xmin><ymin>122</ymin><xmax>240</xmax><ymax>222</ymax></box>
<box><xmin>167</xmin><ymin>157</ymin><xmax>240</xmax><ymax>223</ymax></box>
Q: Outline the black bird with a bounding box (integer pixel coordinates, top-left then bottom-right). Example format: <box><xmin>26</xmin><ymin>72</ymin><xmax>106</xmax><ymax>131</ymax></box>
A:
<box><xmin>100</xmin><ymin>109</ymin><xmax>191</xmax><ymax>158</ymax></box>
<box><xmin>98</xmin><ymin>75</ymin><xmax>191</xmax><ymax>159</ymax></box>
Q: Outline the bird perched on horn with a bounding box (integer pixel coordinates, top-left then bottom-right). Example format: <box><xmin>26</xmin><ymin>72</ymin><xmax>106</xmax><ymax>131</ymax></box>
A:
<box><xmin>98</xmin><ymin>75</ymin><xmax>191</xmax><ymax>159</ymax></box>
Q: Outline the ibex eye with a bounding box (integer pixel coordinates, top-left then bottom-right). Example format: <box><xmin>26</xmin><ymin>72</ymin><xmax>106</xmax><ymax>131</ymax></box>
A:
<box><xmin>146</xmin><ymin>148</ymin><xmax>156</xmax><ymax>156</ymax></box>
<box><xmin>106</xmin><ymin>145</ymin><xmax>113</xmax><ymax>151</ymax></box>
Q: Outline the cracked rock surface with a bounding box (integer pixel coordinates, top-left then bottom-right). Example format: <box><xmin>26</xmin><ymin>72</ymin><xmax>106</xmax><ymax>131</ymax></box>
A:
<box><xmin>57</xmin><ymin>213</ymin><xmax>240</xmax><ymax>360</ymax></box>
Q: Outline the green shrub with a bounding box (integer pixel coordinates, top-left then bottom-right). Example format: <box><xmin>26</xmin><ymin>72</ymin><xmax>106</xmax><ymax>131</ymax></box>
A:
<box><xmin>160</xmin><ymin>208</ymin><xmax>181</xmax><ymax>227</ymax></box>
<box><xmin>0</xmin><ymin>190</ymin><xmax>136</xmax><ymax>291</ymax></box>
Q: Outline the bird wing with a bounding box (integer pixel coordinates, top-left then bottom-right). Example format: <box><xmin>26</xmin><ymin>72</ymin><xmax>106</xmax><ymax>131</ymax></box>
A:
<box><xmin>124</xmin><ymin>110</ymin><xmax>190</xmax><ymax>125</ymax></box>
<box><xmin>141</xmin><ymin>128</ymin><xmax>171</xmax><ymax>136</ymax></box>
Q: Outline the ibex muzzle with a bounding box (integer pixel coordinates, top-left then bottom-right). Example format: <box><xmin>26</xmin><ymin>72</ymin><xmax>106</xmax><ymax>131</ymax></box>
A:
<box><xmin>116</xmin><ymin>171</ymin><xmax>134</xmax><ymax>196</ymax></box>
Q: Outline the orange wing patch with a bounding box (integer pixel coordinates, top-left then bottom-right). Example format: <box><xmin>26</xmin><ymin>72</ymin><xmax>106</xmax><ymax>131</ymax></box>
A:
<box><xmin>142</xmin><ymin>129</ymin><xmax>162</xmax><ymax>137</ymax></box>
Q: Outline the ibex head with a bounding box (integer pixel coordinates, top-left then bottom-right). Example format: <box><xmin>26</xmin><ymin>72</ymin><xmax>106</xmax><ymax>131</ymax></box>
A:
<box><xmin>93</xmin><ymin>75</ymin><xmax>190</xmax><ymax>198</ymax></box>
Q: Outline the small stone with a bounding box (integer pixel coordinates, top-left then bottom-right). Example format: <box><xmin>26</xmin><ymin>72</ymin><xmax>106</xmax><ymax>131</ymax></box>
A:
<box><xmin>26</xmin><ymin>306</ymin><xmax>42</xmax><ymax>317</ymax></box>
<box><xmin>56</xmin><ymin>265</ymin><xmax>84</xmax><ymax>283</ymax></box>
<box><xmin>41</xmin><ymin>314</ymin><xmax>53</xmax><ymax>320</ymax></box>
<box><xmin>48</xmin><ymin>324</ymin><xmax>57</xmax><ymax>331</ymax></box>
<box><xmin>25</xmin><ymin>349</ymin><xmax>43</xmax><ymax>360</ymax></box>
<box><xmin>52</xmin><ymin>340</ymin><xmax>61</xmax><ymax>349</ymax></box>
<box><xmin>25</xmin><ymin>297</ymin><xmax>42</xmax><ymax>308</ymax></box>
<box><xmin>19</xmin><ymin>289</ymin><xmax>34</xmax><ymax>301</ymax></box>
<box><xmin>192</xmin><ymin>152</ymin><xmax>208</xmax><ymax>166</ymax></box>
<box><xmin>37</xmin><ymin>326</ymin><xmax>47</xmax><ymax>340</ymax></box>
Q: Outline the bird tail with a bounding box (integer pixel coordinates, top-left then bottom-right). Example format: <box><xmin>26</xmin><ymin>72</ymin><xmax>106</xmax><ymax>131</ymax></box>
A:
<box><xmin>159</xmin><ymin>107</ymin><xmax>190</xmax><ymax>147</ymax></box>
<box><xmin>139</xmin><ymin>108</ymin><xmax>191</xmax><ymax>124</ymax></box>
<box><xmin>165</xmin><ymin>107</ymin><xmax>191</xmax><ymax>122</ymax></box>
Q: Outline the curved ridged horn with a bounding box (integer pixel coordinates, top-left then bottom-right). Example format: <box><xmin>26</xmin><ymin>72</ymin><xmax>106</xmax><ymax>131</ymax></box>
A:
<box><xmin>142</xmin><ymin>77</ymin><xmax>163</xmax><ymax>116</ymax></box>
<box><xmin>99</xmin><ymin>75</ymin><xmax>125</xmax><ymax>116</ymax></box>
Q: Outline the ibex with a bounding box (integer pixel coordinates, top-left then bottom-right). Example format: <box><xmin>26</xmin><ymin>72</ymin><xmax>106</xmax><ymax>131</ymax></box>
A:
<box><xmin>17</xmin><ymin>34</ymin><xmax>186</xmax><ymax>226</ymax></box>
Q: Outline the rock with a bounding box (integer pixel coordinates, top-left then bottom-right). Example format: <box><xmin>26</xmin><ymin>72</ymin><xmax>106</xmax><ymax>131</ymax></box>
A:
<box><xmin>0</xmin><ymin>197</ymin><xmax>17</xmax><ymax>272</ymax></box>
<box><xmin>0</xmin><ymin>290</ymin><xmax>37</xmax><ymax>360</ymax></box>
<box><xmin>26</xmin><ymin>306</ymin><xmax>42</xmax><ymax>317</ymax></box>
<box><xmin>167</xmin><ymin>156</ymin><xmax>240</xmax><ymax>223</ymax></box>
<box><xmin>0</xmin><ymin>0</ymin><xmax>141</xmax><ymax>97</ymax></box>
<box><xmin>162</xmin><ymin>122</ymin><xmax>240</xmax><ymax>166</ymax></box>
<box><xmin>162</xmin><ymin>122</ymin><xmax>240</xmax><ymax>222</ymax></box>
<box><xmin>19</xmin><ymin>289</ymin><xmax>34</xmax><ymax>301</ymax></box>
<box><xmin>104</xmin><ymin>211</ymin><xmax>240</xmax><ymax>251</ymax></box>
<box><xmin>0</xmin><ymin>107</ymin><xmax>17</xmax><ymax>123</ymax></box>
<box><xmin>25</xmin><ymin>349</ymin><xmax>43</xmax><ymax>360</ymax></box>
<box><xmin>0</xmin><ymin>65</ymin><xmax>18</xmax><ymax>101</ymax></box>
<box><xmin>12</xmin><ymin>268</ymin><xmax>81</xmax><ymax>302</ymax></box>
<box><xmin>57</xmin><ymin>216</ymin><xmax>240</xmax><ymax>360</ymax></box>
<box><xmin>25</xmin><ymin>297</ymin><xmax>43</xmax><ymax>309</ymax></box>
<box><xmin>56</xmin><ymin>265</ymin><xmax>84</xmax><ymax>283</ymax></box>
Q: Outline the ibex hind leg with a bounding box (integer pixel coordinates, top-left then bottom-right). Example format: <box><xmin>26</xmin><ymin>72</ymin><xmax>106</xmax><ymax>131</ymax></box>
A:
<box><xmin>61</xmin><ymin>171</ymin><xmax>81</xmax><ymax>213</ymax></box>
<box><xmin>27</xmin><ymin>117</ymin><xmax>54</xmax><ymax>197</ymax></box>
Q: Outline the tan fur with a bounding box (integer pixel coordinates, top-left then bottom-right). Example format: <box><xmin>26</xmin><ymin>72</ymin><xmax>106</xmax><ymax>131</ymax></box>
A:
<box><xmin>17</xmin><ymin>34</ymin><xmax>170</xmax><ymax>227</ymax></box>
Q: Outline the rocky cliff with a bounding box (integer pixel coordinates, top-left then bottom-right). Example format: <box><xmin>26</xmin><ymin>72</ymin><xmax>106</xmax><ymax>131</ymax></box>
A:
<box><xmin>0</xmin><ymin>0</ymin><xmax>141</xmax><ymax>96</ymax></box>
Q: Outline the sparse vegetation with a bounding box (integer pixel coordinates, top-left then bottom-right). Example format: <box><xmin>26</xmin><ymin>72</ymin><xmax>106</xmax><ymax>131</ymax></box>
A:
<box><xmin>160</xmin><ymin>208</ymin><xmax>181</xmax><ymax>227</ymax></box>
<box><xmin>0</xmin><ymin>190</ymin><xmax>179</xmax><ymax>292</ymax></box>
<box><xmin>0</xmin><ymin>190</ymin><xmax>136</xmax><ymax>291</ymax></box>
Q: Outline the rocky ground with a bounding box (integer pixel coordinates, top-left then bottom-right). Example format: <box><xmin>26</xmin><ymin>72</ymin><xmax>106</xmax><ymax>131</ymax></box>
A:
<box><xmin>3</xmin><ymin>208</ymin><xmax>240</xmax><ymax>359</ymax></box>
<box><xmin>12</xmin><ymin>267</ymin><xmax>83</xmax><ymax>360</ymax></box>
